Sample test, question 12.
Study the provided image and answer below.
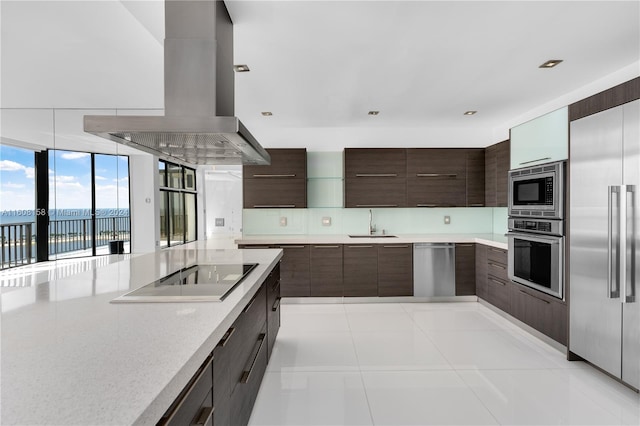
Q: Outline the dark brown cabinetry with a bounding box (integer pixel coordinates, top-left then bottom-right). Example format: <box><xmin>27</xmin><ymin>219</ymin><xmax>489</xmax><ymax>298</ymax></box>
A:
<box><xmin>407</xmin><ymin>149</ymin><xmax>467</xmax><ymax>207</ymax></box>
<box><xmin>243</xmin><ymin>148</ymin><xmax>307</xmax><ymax>208</ymax></box>
<box><xmin>274</xmin><ymin>245</ymin><xmax>310</xmax><ymax>297</ymax></box>
<box><xmin>343</xmin><ymin>245</ymin><xmax>378</xmax><ymax>296</ymax></box>
<box><xmin>466</xmin><ymin>149</ymin><xmax>486</xmax><ymax>207</ymax></box>
<box><xmin>310</xmin><ymin>245</ymin><xmax>344</xmax><ymax>296</ymax></box>
<box><xmin>511</xmin><ymin>283</ymin><xmax>567</xmax><ymax>345</ymax></box>
<box><xmin>455</xmin><ymin>243</ymin><xmax>475</xmax><ymax>296</ymax></box>
<box><xmin>344</xmin><ymin>148</ymin><xmax>407</xmax><ymax>207</ymax></box>
<box><xmin>266</xmin><ymin>264</ymin><xmax>281</xmax><ymax>358</ymax></box>
<box><xmin>475</xmin><ymin>244</ymin><xmax>488</xmax><ymax>300</ymax></box>
<box><xmin>484</xmin><ymin>140</ymin><xmax>510</xmax><ymax>207</ymax></box>
<box><xmin>378</xmin><ymin>244</ymin><xmax>413</xmax><ymax>296</ymax></box>
<box><xmin>484</xmin><ymin>246</ymin><xmax>511</xmax><ymax>312</ymax></box>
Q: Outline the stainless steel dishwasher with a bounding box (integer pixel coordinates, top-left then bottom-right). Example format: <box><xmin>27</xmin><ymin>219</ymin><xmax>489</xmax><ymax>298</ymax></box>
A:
<box><xmin>413</xmin><ymin>243</ymin><xmax>456</xmax><ymax>297</ymax></box>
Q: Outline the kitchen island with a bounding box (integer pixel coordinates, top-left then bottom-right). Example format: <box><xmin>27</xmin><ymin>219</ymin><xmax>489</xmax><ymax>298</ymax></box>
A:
<box><xmin>0</xmin><ymin>244</ymin><xmax>282</xmax><ymax>425</ymax></box>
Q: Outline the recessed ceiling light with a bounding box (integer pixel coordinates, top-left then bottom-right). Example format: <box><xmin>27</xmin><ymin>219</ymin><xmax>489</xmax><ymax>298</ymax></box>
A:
<box><xmin>464</xmin><ymin>111</ymin><xmax>477</xmax><ymax>116</ymax></box>
<box><xmin>261</xmin><ymin>111</ymin><xmax>273</xmax><ymax>116</ymax></box>
<box><xmin>368</xmin><ymin>111</ymin><xmax>380</xmax><ymax>116</ymax></box>
<box><xmin>233</xmin><ymin>64</ymin><xmax>250</xmax><ymax>72</ymax></box>
<box><xmin>539</xmin><ymin>59</ymin><xmax>563</xmax><ymax>69</ymax></box>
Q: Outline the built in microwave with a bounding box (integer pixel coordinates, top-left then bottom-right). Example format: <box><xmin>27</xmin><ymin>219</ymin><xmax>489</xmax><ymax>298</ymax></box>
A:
<box><xmin>508</xmin><ymin>161</ymin><xmax>565</xmax><ymax>219</ymax></box>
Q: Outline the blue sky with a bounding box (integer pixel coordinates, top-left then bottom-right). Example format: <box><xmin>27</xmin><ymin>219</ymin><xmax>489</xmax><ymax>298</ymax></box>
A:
<box><xmin>0</xmin><ymin>145</ymin><xmax>129</xmax><ymax>212</ymax></box>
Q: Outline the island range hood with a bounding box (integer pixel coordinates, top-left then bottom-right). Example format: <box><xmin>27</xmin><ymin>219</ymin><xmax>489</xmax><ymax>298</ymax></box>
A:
<box><xmin>84</xmin><ymin>0</ymin><xmax>270</xmax><ymax>165</ymax></box>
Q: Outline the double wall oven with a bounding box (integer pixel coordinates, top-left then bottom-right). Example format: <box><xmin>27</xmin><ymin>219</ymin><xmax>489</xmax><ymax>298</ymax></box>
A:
<box><xmin>507</xmin><ymin>161</ymin><xmax>566</xmax><ymax>299</ymax></box>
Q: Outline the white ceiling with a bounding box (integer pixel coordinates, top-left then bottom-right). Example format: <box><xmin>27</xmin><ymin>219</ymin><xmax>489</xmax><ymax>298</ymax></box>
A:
<box><xmin>1</xmin><ymin>0</ymin><xmax>639</xmax><ymax>153</ymax></box>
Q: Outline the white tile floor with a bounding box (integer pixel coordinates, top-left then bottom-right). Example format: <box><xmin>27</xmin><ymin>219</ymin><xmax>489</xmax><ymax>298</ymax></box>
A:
<box><xmin>249</xmin><ymin>302</ymin><xmax>640</xmax><ymax>425</ymax></box>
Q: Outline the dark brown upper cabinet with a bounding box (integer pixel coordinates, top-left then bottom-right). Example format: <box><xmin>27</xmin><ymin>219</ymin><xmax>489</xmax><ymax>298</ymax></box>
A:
<box><xmin>466</xmin><ymin>149</ymin><xmax>485</xmax><ymax>207</ymax></box>
<box><xmin>243</xmin><ymin>148</ymin><xmax>307</xmax><ymax>208</ymax></box>
<box><xmin>344</xmin><ymin>148</ymin><xmax>407</xmax><ymax>208</ymax></box>
<box><xmin>406</xmin><ymin>148</ymin><xmax>467</xmax><ymax>207</ymax></box>
<box><xmin>484</xmin><ymin>140</ymin><xmax>510</xmax><ymax>207</ymax></box>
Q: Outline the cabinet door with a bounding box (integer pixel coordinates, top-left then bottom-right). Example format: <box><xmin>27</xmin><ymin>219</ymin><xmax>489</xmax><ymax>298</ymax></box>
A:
<box><xmin>511</xmin><ymin>283</ymin><xmax>567</xmax><ymax>345</ymax></box>
<box><xmin>276</xmin><ymin>245</ymin><xmax>310</xmax><ymax>297</ymax></box>
<box><xmin>345</xmin><ymin>177</ymin><xmax>407</xmax><ymax>208</ymax></box>
<box><xmin>407</xmin><ymin>149</ymin><xmax>466</xmax><ymax>207</ymax></box>
<box><xmin>243</xmin><ymin>148</ymin><xmax>307</xmax><ymax>178</ymax></box>
<box><xmin>310</xmin><ymin>245</ymin><xmax>343</xmax><ymax>297</ymax></box>
<box><xmin>243</xmin><ymin>178</ymin><xmax>306</xmax><ymax>208</ymax></box>
<box><xmin>510</xmin><ymin>107</ymin><xmax>568</xmax><ymax>169</ymax></box>
<box><xmin>495</xmin><ymin>140</ymin><xmax>510</xmax><ymax>207</ymax></box>
<box><xmin>466</xmin><ymin>149</ymin><xmax>485</xmax><ymax>207</ymax></box>
<box><xmin>455</xmin><ymin>244</ymin><xmax>475</xmax><ymax>296</ymax></box>
<box><xmin>475</xmin><ymin>244</ymin><xmax>488</xmax><ymax>299</ymax></box>
<box><xmin>266</xmin><ymin>264</ymin><xmax>281</xmax><ymax>359</ymax></box>
<box><xmin>486</xmin><ymin>275</ymin><xmax>511</xmax><ymax>313</ymax></box>
<box><xmin>344</xmin><ymin>245</ymin><xmax>378</xmax><ymax>297</ymax></box>
<box><xmin>344</xmin><ymin>148</ymin><xmax>407</xmax><ymax>177</ymax></box>
<box><xmin>162</xmin><ymin>355</ymin><xmax>213</xmax><ymax>426</ymax></box>
<box><xmin>378</xmin><ymin>244</ymin><xmax>413</xmax><ymax>296</ymax></box>
<box><xmin>484</xmin><ymin>144</ymin><xmax>498</xmax><ymax>207</ymax></box>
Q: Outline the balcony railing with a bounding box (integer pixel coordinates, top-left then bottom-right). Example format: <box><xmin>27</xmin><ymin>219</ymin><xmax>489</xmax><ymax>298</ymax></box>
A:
<box><xmin>1</xmin><ymin>216</ymin><xmax>130</xmax><ymax>270</ymax></box>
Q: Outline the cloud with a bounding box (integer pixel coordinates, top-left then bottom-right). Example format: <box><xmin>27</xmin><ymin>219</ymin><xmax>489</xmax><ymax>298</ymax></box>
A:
<box><xmin>2</xmin><ymin>182</ymin><xmax>25</xmax><ymax>189</ymax></box>
<box><xmin>52</xmin><ymin>175</ymin><xmax>77</xmax><ymax>183</ymax></box>
<box><xmin>60</xmin><ymin>152</ymin><xmax>90</xmax><ymax>160</ymax></box>
<box><xmin>95</xmin><ymin>175</ymin><xmax>107</xmax><ymax>181</ymax></box>
<box><xmin>0</xmin><ymin>160</ymin><xmax>35</xmax><ymax>179</ymax></box>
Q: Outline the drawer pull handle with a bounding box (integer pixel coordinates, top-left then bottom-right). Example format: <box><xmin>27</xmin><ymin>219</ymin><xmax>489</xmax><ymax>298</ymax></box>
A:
<box><xmin>347</xmin><ymin>245</ymin><xmax>374</xmax><ymax>248</ymax></box>
<box><xmin>243</xmin><ymin>291</ymin><xmax>260</xmax><ymax>313</ymax></box>
<box><xmin>383</xmin><ymin>245</ymin><xmax>409</xmax><ymax>248</ymax></box>
<box><xmin>519</xmin><ymin>157</ymin><xmax>551</xmax><ymax>165</ymax></box>
<box><xmin>240</xmin><ymin>333</ymin><xmax>266</xmax><ymax>384</ymax></box>
<box><xmin>253</xmin><ymin>205</ymin><xmax>295</xmax><ymax>208</ymax></box>
<box><xmin>519</xmin><ymin>289</ymin><xmax>551</xmax><ymax>304</ymax></box>
<box><xmin>162</xmin><ymin>355</ymin><xmax>213</xmax><ymax>425</ymax></box>
<box><xmin>489</xmin><ymin>277</ymin><xmax>506</xmax><ymax>286</ymax></box>
<box><xmin>193</xmin><ymin>406</ymin><xmax>214</xmax><ymax>426</ymax></box>
<box><xmin>252</xmin><ymin>174</ymin><xmax>296</xmax><ymax>178</ymax></box>
<box><xmin>279</xmin><ymin>245</ymin><xmax>305</xmax><ymax>249</ymax></box>
<box><xmin>416</xmin><ymin>204</ymin><xmax>438</xmax><ymax>207</ymax></box>
<box><xmin>488</xmin><ymin>261</ymin><xmax>506</xmax><ymax>270</ymax></box>
<box><xmin>355</xmin><ymin>173</ymin><xmax>398</xmax><ymax>177</ymax></box>
<box><xmin>416</xmin><ymin>173</ymin><xmax>457</xmax><ymax>178</ymax></box>
<box><xmin>314</xmin><ymin>245</ymin><xmax>340</xmax><ymax>248</ymax></box>
<box><xmin>355</xmin><ymin>204</ymin><xmax>399</xmax><ymax>207</ymax></box>
<box><xmin>457</xmin><ymin>244</ymin><xmax>474</xmax><ymax>247</ymax></box>
<box><xmin>469</xmin><ymin>203</ymin><xmax>484</xmax><ymax>207</ymax></box>
<box><xmin>218</xmin><ymin>327</ymin><xmax>236</xmax><ymax>348</ymax></box>
<box><xmin>489</xmin><ymin>248</ymin><xmax>505</xmax><ymax>253</ymax></box>
<box><xmin>272</xmin><ymin>297</ymin><xmax>281</xmax><ymax>311</ymax></box>
<box><xmin>271</xmin><ymin>278</ymin><xmax>280</xmax><ymax>292</ymax></box>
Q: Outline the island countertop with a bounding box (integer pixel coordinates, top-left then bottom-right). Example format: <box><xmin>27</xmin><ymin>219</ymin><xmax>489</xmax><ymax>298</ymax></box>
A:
<box><xmin>0</xmin><ymin>245</ymin><xmax>282</xmax><ymax>425</ymax></box>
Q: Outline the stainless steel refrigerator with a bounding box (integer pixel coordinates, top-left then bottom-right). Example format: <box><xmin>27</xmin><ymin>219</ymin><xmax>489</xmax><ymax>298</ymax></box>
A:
<box><xmin>569</xmin><ymin>99</ymin><xmax>639</xmax><ymax>390</ymax></box>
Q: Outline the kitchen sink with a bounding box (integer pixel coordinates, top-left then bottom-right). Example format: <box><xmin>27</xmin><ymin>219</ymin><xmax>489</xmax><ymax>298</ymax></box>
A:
<box><xmin>348</xmin><ymin>234</ymin><xmax>397</xmax><ymax>238</ymax></box>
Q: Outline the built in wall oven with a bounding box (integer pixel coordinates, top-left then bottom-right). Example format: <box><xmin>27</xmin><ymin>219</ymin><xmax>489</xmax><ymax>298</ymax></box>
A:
<box><xmin>507</xmin><ymin>218</ymin><xmax>564</xmax><ymax>300</ymax></box>
<box><xmin>508</xmin><ymin>161</ymin><xmax>565</xmax><ymax>219</ymax></box>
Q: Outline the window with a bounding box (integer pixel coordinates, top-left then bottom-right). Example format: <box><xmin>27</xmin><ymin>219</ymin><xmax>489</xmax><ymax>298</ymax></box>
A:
<box><xmin>159</xmin><ymin>160</ymin><xmax>197</xmax><ymax>247</ymax></box>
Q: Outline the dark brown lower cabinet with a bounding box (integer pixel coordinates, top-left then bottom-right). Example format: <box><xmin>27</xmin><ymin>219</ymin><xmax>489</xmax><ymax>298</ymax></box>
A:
<box><xmin>266</xmin><ymin>264</ymin><xmax>281</xmax><ymax>358</ymax></box>
<box><xmin>455</xmin><ymin>243</ymin><xmax>475</xmax><ymax>296</ymax></box>
<box><xmin>511</xmin><ymin>283</ymin><xmax>567</xmax><ymax>345</ymax></box>
<box><xmin>310</xmin><ymin>245</ymin><xmax>343</xmax><ymax>296</ymax></box>
<box><xmin>276</xmin><ymin>245</ymin><xmax>310</xmax><ymax>297</ymax></box>
<box><xmin>343</xmin><ymin>245</ymin><xmax>378</xmax><ymax>297</ymax></box>
<box><xmin>378</xmin><ymin>244</ymin><xmax>413</xmax><ymax>296</ymax></box>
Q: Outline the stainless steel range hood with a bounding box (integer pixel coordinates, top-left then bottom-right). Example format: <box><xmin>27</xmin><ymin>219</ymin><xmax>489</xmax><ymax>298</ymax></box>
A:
<box><xmin>84</xmin><ymin>0</ymin><xmax>270</xmax><ymax>166</ymax></box>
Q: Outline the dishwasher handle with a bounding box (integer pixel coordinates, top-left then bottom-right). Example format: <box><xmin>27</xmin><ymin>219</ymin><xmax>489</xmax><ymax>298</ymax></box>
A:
<box><xmin>414</xmin><ymin>243</ymin><xmax>455</xmax><ymax>249</ymax></box>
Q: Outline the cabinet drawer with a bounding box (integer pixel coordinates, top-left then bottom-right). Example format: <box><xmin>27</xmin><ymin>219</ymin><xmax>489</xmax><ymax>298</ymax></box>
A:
<box><xmin>511</xmin><ymin>284</ymin><xmax>567</xmax><ymax>344</ymax></box>
<box><xmin>267</xmin><ymin>266</ymin><xmax>281</xmax><ymax>358</ymax></box>
<box><xmin>487</xmin><ymin>259</ymin><xmax>508</xmax><ymax>282</ymax></box>
<box><xmin>243</xmin><ymin>178</ymin><xmax>306</xmax><ymax>208</ymax></box>
<box><xmin>160</xmin><ymin>355</ymin><xmax>213</xmax><ymax>426</ymax></box>
<box><xmin>486</xmin><ymin>246</ymin><xmax>507</xmax><ymax>265</ymax></box>
<box><xmin>486</xmin><ymin>275</ymin><xmax>511</xmax><ymax>313</ymax></box>
<box><xmin>345</xmin><ymin>177</ymin><xmax>407</xmax><ymax>208</ymax></box>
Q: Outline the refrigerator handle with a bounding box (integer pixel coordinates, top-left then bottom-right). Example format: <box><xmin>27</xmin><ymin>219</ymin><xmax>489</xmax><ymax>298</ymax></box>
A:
<box><xmin>624</xmin><ymin>185</ymin><xmax>636</xmax><ymax>303</ymax></box>
<box><xmin>608</xmin><ymin>185</ymin><xmax>621</xmax><ymax>299</ymax></box>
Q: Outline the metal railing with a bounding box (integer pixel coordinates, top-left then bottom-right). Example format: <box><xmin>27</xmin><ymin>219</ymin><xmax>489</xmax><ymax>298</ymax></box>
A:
<box><xmin>0</xmin><ymin>222</ymin><xmax>34</xmax><ymax>269</ymax></box>
<box><xmin>1</xmin><ymin>216</ymin><xmax>130</xmax><ymax>270</ymax></box>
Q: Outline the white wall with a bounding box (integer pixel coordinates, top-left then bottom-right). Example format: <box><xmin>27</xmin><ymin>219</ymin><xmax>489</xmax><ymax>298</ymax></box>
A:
<box><xmin>201</xmin><ymin>166</ymin><xmax>243</xmax><ymax>239</ymax></box>
<box><xmin>129</xmin><ymin>154</ymin><xmax>159</xmax><ymax>253</ymax></box>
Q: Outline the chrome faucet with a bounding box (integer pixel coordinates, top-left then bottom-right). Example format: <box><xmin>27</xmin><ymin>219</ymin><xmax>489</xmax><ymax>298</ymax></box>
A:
<box><xmin>368</xmin><ymin>209</ymin><xmax>376</xmax><ymax>235</ymax></box>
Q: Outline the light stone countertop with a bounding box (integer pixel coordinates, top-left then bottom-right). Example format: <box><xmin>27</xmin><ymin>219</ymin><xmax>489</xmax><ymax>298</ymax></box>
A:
<box><xmin>235</xmin><ymin>233</ymin><xmax>508</xmax><ymax>250</ymax></box>
<box><xmin>0</xmin><ymin>243</ymin><xmax>283</xmax><ymax>426</ymax></box>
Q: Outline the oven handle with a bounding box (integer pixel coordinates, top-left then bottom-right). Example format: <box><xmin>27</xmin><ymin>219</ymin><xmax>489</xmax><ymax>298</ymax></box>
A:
<box><xmin>506</xmin><ymin>232</ymin><xmax>562</xmax><ymax>244</ymax></box>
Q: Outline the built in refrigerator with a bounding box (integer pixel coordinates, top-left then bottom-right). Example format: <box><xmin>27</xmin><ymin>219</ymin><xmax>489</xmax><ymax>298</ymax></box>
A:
<box><xmin>569</xmin><ymin>99</ymin><xmax>639</xmax><ymax>390</ymax></box>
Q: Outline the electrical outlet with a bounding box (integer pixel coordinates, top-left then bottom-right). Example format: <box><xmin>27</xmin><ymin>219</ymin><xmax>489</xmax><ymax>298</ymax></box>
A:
<box><xmin>215</xmin><ymin>218</ymin><xmax>225</xmax><ymax>227</ymax></box>
<box><xmin>280</xmin><ymin>216</ymin><xmax>287</xmax><ymax>226</ymax></box>
<box><xmin>322</xmin><ymin>217</ymin><xmax>332</xmax><ymax>226</ymax></box>
<box><xmin>444</xmin><ymin>215</ymin><xmax>451</xmax><ymax>225</ymax></box>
